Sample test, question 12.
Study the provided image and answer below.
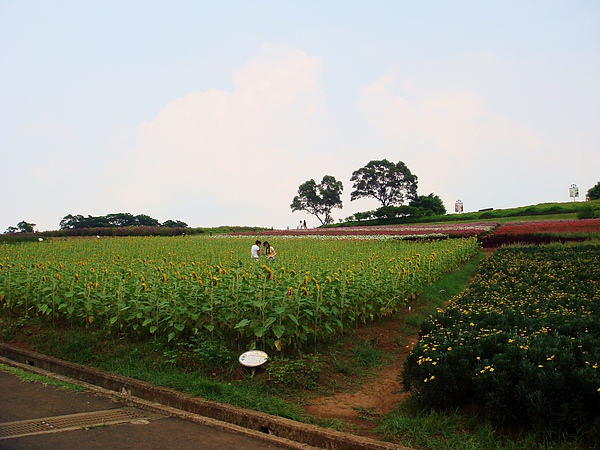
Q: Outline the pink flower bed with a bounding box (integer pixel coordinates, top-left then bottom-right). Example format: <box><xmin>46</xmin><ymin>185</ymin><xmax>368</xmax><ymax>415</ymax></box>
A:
<box><xmin>495</xmin><ymin>219</ymin><xmax>600</xmax><ymax>235</ymax></box>
<box><xmin>238</xmin><ymin>222</ymin><xmax>499</xmax><ymax>237</ymax></box>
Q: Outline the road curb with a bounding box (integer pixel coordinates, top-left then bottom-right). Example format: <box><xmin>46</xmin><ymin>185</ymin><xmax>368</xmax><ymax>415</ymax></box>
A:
<box><xmin>0</xmin><ymin>343</ymin><xmax>409</xmax><ymax>450</ymax></box>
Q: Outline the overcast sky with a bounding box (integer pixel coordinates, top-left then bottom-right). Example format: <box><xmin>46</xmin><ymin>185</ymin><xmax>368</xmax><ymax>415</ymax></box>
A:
<box><xmin>2</xmin><ymin>1</ymin><xmax>599</xmax><ymax>231</ymax></box>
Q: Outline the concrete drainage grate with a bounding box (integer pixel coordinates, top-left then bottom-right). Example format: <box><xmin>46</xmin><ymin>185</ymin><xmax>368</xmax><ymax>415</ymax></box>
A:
<box><xmin>0</xmin><ymin>408</ymin><xmax>144</xmax><ymax>440</ymax></box>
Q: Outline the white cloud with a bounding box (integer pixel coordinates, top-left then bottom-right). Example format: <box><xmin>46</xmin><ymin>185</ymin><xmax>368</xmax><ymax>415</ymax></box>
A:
<box><xmin>358</xmin><ymin>70</ymin><xmax>543</xmax><ymax>212</ymax></box>
<box><xmin>106</xmin><ymin>44</ymin><xmax>329</xmax><ymax>228</ymax></box>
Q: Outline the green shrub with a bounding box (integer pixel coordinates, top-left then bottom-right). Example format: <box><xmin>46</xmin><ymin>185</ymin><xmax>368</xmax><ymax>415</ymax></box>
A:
<box><xmin>353</xmin><ymin>339</ymin><xmax>386</xmax><ymax>369</ymax></box>
<box><xmin>267</xmin><ymin>354</ymin><xmax>322</xmax><ymax>390</ymax></box>
<box><xmin>162</xmin><ymin>338</ymin><xmax>237</xmax><ymax>375</ymax></box>
<box><xmin>577</xmin><ymin>204</ymin><xmax>597</xmax><ymax>219</ymax></box>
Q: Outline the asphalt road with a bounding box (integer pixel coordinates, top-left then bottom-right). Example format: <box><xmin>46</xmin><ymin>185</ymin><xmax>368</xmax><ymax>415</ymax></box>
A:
<box><xmin>0</xmin><ymin>370</ymin><xmax>302</xmax><ymax>450</ymax></box>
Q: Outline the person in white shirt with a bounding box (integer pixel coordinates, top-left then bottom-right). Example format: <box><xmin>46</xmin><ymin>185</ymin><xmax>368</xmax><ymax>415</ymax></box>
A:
<box><xmin>251</xmin><ymin>240</ymin><xmax>261</xmax><ymax>261</ymax></box>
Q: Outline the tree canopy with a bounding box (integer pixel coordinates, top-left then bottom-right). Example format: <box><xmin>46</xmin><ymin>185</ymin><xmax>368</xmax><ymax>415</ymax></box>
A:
<box><xmin>59</xmin><ymin>213</ymin><xmax>186</xmax><ymax>230</ymax></box>
<box><xmin>587</xmin><ymin>181</ymin><xmax>600</xmax><ymax>200</ymax></box>
<box><xmin>4</xmin><ymin>221</ymin><xmax>36</xmax><ymax>234</ymax></box>
<box><xmin>410</xmin><ymin>193</ymin><xmax>447</xmax><ymax>215</ymax></box>
<box><xmin>350</xmin><ymin>159</ymin><xmax>418</xmax><ymax>207</ymax></box>
<box><xmin>290</xmin><ymin>175</ymin><xmax>343</xmax><ymax>225</ymax></box>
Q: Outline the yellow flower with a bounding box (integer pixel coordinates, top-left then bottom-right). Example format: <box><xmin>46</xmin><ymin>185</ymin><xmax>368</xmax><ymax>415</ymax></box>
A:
<box><xmin>263</xmin><ymin>265</ymin><xmax>273</xmax><ymax>280</ymax></box>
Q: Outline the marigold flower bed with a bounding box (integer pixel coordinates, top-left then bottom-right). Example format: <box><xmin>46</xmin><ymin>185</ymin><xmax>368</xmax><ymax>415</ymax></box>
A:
<box><xmin>403</xmin><ymin>243</ymin><xmax>600</xmax><ymax>437</ymax></box>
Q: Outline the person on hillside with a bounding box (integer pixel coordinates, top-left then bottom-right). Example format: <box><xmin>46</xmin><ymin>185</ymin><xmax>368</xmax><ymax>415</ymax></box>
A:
<box><xmin>263</xmin><ymin>241</ymin><xmax>276</xmax><ymax>261</ymax></box>
<box><xmin>251</xmin><ymin>240</ymin><xmax>261</xmax><ymax>261</ymax></box>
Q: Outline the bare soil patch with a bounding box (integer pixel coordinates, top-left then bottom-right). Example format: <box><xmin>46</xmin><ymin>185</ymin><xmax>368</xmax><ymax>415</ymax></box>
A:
<box><xmin>303</xmin><ymin>249</ymin><xmax>496</xmax><ymax>438</ymax></box>
<box><xmin>303</xmin><ymin>317</ymin><xmax>419</xmax><ymax>437</ymax></box>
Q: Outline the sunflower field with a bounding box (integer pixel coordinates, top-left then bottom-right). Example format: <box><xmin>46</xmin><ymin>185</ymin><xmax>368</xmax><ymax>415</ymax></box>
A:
<box><xmin>0</xmin><ymin>235</ymin><xmax>479</xmax><ymax>352</ymax></box>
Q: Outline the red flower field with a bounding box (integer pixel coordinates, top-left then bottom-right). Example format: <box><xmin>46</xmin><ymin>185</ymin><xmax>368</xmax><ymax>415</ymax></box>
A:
<box><xmin>495</xmin><ymin>218</ymin><xmax>600</xmax><ymax>235</ymax></box>
<box><xmin>237</xmin><ymin>222</ymin><xmax>499</xmax><ymax>237</ymax></box>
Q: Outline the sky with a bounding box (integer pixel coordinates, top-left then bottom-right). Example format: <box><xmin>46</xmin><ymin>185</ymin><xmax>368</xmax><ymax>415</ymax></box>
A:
<box><xmin>1</xmin><ymin>1</ymin><xmax>599</xmax><ymax>232</ymax></box>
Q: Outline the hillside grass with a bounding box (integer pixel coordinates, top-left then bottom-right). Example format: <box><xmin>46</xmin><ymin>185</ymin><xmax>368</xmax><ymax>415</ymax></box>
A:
<box><xmin>334</xmin><ymin>199</ymin><xmax>600</xmax><ymax>228</ymax></box>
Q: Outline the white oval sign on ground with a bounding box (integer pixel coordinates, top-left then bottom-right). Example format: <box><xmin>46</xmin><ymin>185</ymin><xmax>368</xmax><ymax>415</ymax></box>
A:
<box><xmin>238</xmin><ymin>350</ymin><xmax>269</xmax><ymax>367</ymax></box>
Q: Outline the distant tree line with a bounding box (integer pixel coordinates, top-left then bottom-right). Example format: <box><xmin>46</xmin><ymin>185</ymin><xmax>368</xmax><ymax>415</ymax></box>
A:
<box><xmin>3</xmin><ymin>213</ymin><xmax>190</xmax><ymax>237</ymax></box>
<box><xmin>345</xmin><ymin>193</ymin><xmax>447</xmax><ymax>222</ymax></box>
<box><xmin>59</xmin><ymin>213</ymin><xmax>187</xmax><ymax>230</ymax></box>
<box><xmin>4</xmin><ymin>221</ymin><xmax>36</xmax><ymax>234</ymax></box>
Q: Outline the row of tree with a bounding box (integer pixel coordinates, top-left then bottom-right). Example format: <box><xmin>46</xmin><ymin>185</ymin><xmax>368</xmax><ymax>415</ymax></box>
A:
<box><xmin>59</xmin><ymin>213</ymin><xmax>187</xmax><ymax>230</ymax></box>
<box><xmin>4</xmin><ymin>221</ymin><xmax>36</xmax><ymax>234</ymax></box>
<box><xmin>290</xmin><ymin>159</ymin><xmax>446</xmax><ymax>224</ymax></box>
<box><xmin>3</xmin><ymin>213</ymin><xmax>188</xmax><ymax>234</ymax></box>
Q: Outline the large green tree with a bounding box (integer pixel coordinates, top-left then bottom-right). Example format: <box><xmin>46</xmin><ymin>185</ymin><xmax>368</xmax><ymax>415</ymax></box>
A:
<box><xmin>290</xmin><ymin>175</ymin><xmax>343</xmax><ymax>225</ymax></box>
<box><xmin>587</xmin><ymin>181</ymin><xmax>600</xmax><ymax>200</ymax></box>
<box><xmin>350</xmin><ymin>159</ymin><xmax>418</xmax><ymax>207</ymax></box>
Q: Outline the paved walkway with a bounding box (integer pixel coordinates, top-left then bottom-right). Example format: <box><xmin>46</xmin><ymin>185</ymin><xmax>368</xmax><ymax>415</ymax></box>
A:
<box><xmin>0</xmin><ymin>370</ymin><xmax>301</xmax><ymax>450</ymax></box>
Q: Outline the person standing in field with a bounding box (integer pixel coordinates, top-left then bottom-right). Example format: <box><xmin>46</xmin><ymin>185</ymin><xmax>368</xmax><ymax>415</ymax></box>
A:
<box><xmin>263</xmin><ymin>241</ymin><xmax>276</xmax><ymax>261</ymax></box>
<box><xmin>251</xmin><ymin>240</ymin><xmax>261</xmax><ymax>261</ymax></box>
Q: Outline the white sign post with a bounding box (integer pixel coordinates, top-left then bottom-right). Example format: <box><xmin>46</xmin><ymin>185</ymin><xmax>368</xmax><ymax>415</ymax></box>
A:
<box><xmin>455</xmin><ymin>200</ymin><xmax>463</xmax><ymax>213</ymax></box>
<box><xmin>569</xmin><ymin>184</ymin><xmax>579</xmax><ymax>202</ymax></box>
<box><xmin>239</xmin><ymin>350</ymin><xmax>269</xmax><ymax>376</ymax></box>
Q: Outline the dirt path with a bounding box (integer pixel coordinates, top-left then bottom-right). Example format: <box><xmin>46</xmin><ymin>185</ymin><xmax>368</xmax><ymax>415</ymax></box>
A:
<box><xmin>304</xmin><ymin>249</ymin><xmax>496</xmax><ymax>437</ymax></box>
<box><xmin>303</xmin><ymin>317</ymin><xmax>418</xmax><ymax>436</ymax></box>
